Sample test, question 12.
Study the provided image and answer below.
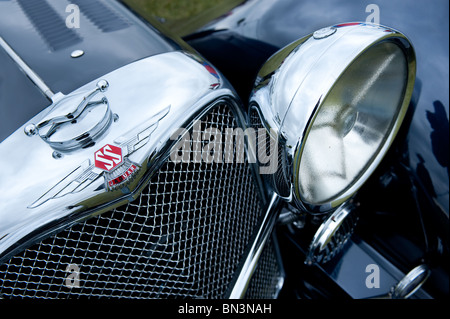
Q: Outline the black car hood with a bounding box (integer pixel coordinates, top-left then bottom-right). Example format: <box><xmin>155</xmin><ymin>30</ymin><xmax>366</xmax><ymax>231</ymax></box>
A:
<box><xmin>0</xmin><ymin>0</ymin><xmax>179</xmax><ymax>142</ymax></box>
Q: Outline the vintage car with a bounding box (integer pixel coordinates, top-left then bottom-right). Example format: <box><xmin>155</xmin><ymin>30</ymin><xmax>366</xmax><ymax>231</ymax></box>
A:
<box><xmin>0</xmin><ymin>0</ymin><xmax>448</xmax><ymax>301</ymax></box>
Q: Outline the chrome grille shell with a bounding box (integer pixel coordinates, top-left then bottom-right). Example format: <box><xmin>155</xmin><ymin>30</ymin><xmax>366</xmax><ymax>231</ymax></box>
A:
<box><xmin>0</xmin><ymin>103</ymin><xmax>266</xmax><ymax>298</ymax></box>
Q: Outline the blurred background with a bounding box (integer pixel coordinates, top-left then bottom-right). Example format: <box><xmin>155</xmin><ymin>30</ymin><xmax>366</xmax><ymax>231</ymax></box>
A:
<box><xmin>122</xmin><ymin>0</ymin><xmax>244</xmax><ymax>36</ymax></box>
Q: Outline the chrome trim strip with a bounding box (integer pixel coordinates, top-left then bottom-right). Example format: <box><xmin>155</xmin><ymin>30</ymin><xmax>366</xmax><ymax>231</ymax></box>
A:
<box><xmin>228</xmin><ymin>193</ymin><xmax>280</xmax><ymax>299</ymax></box>
<box><xmin>0</xmin><ymin>36</ymin><xmax>54</xmax><ymax>99</ymax></box>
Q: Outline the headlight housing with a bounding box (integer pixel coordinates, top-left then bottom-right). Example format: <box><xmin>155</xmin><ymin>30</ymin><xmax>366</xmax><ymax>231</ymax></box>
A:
<box><xmin>250</xmin><ymin>23</ymin><xmax>416</xmax><ymax>213</ymax></box>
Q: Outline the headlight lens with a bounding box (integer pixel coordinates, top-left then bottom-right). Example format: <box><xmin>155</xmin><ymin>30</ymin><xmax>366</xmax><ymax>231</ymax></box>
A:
<box><xmin>298</xmin><ymin>41</ymin><xmax>408</xmax><ymax>205</ymax></box>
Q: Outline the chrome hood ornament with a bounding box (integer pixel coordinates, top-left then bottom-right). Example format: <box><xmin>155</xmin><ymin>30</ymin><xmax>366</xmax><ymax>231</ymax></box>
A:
<box><xmin>25</xmin><ymin>80</ymin><xmax>112</xmax><ymax>152</ymax></box>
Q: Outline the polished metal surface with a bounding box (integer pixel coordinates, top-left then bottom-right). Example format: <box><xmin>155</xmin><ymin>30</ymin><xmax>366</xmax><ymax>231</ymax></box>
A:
<box><xmin>71</xmin><ymin>50</ymin><xmax>85</xmax><ymax>58</ymax></box>
<box><xmin>391</xmin><ymin>264</ymin><xmax>430</xmax><ymax>299</ymax></box>
<box><xmin>228</xmin><ymin>193</ymin><xmax>280</xmax><ymax>299</ymax></box>
<box><xmin>313</xmin><ymin>26</ymin><xmax>337</xmax><ymax>39</ymax></box>
<box><xmin>31</xmin><ymin>80</ymin><xmax>113</xmax><ymax>152</ymax></box>
<box><xmin>244</xmin><ymin>233</ymin><xmax>285</xmax><ymax>299</ymax></box>
<box><xmin>305</xmin><ymin>203</ymin><xmax>358</xmax><ymax>265</ymax></box>
<box><xmin>250</xmin><ymin>23</ymin><xmax>416</xmax><ymax>213</ymax></box>
<box><xmin>0</xmin><ymin>103</ymin><xmax>265</xmax><ymax>298</ymax></box>
<box><xmin>248</xmin><ymin>105</ymin><xmax>291</xmax><ymax>199</ymax></box>
<box><xmin>0</xmin><ymin>50</ymin><xmax>237</xmax><ymax>262</ymax></box>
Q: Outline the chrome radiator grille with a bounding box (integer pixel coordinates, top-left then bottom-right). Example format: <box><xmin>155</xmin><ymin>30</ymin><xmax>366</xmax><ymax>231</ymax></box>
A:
<box><xmin>0</xmin><ymin>103</ymin><xmax>264</xmax><ymax>298</ymax></box>
<box><xmin>244</xmin><ymin>235</ymin><xmax>284</xmax><ymax>299</ymax></box>
<box><xmin>249</xmin><ymin>107</ymin><xmax>290</xmax><ymax>197</ymax></box>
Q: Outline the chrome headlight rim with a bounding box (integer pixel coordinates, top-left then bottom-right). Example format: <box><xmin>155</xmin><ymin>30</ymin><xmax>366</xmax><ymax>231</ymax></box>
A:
<box><xmin>290</xmin><ymin>27</ymin><xmax>416</xmax><ymax>213</ymax></box>
<box><xmin>249</xmin><ymin>22</ymin><xmax>417</xmax><ymax>214</ymax></box>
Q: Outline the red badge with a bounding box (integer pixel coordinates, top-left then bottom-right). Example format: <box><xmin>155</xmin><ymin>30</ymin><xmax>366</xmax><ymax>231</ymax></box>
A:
<box><xmin>94</xmin><ymin>144</ymin><xmax>123</xmax><ymax>171</ymax></box>
<box><xmin>108</xmin><ymin>164</ymin><xmax>138</xmax><ymax>188</ymax></box>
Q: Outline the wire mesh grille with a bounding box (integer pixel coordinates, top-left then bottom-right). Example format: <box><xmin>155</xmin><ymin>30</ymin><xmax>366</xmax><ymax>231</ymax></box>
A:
<box><xmin>249</xmin><ymin>107</ymin><xmax>290</xmax><ymax>197</ymax></box>
<box><xmin>244</xmin><ymin>236</ymin><xmax>283</xmax><ymax>299</ymax></box>
<box><xmin>0</xmin><ymin>103</ymin><xmax>264</xmax><ymax>298</ymax></box>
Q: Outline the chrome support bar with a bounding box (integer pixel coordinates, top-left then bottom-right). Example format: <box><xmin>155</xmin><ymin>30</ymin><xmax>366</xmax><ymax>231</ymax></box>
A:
<box><xmin>0</xmin><ymin>36</ymin><xmax>54</xmax><ymax>100</ymax></box>
<box><xmin>228</xmin><ymin>193</ymin><xmax>281</xmax><ymax>299</ymax></box>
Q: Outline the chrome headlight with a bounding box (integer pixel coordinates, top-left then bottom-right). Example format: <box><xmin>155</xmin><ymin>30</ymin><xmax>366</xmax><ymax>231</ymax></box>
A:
<box><xmin>250</xmin><ymin>23</ymin><xmax>416</xmax><ymax>212</ymax></box>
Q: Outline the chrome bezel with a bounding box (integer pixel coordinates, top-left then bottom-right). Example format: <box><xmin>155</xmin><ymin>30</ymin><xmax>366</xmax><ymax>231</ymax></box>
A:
<box><xmin>249</xmin><ymin>22</ymin><xmax>416</xmax><ymax>213</ymax></box>
<box><xmin>391</xmin><ymin>264</ymin><xmax>430</xmax><ymax>299</ymax></box>
<box><xmin>305</xmin><ymin>203</ymin><xmax>359</xmax><ymax>265</ymax></box>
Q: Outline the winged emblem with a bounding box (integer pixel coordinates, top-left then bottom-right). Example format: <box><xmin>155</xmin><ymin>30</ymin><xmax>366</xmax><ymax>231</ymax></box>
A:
<box><xmin>29</xmin><ymin>105</ymin><xmax>171</xmax><ymax>208</ymax></box>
